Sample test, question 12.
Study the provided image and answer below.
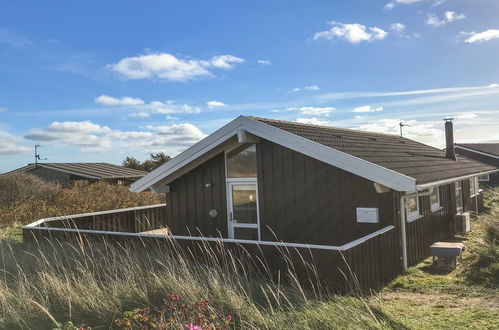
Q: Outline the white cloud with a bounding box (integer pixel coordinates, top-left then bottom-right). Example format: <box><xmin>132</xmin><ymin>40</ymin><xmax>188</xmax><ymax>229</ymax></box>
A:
<box><xmin>95</xmin><ymin>95</ymin><xmax>144</xmax><ymax>106</ymax></box>
<box><xmin>456</xmin><ymin>112</ymin><xmax>477</xmax><ymax>119</ymax></box>
<box><xmin>391</xmin><ymin>23</ymin><xmax>406</xmax><ymax>33</ymax></box>
<box><xmin>0</xmin><ymin>27</ymin><xmax>32</xmax><ymax>47</ymax></box>
<box><xmin>357</xmin><ymin>119</ymin><xmax>443</xmax><ymax>146</ymax></box>
<box><xmin>95</xmin><ymin>95</ymin><xmax>201</xmax><ymax>116</ymax></box>
<box><xmin>464</xmin><ymin>30</ymin><xmax>499</xmax><ymax>43</ymax></box>
<box><xmin>353</xmin><ymin>105</ymin><xmax>384</xmax><ymax>113</ymax></box>
<box><xmin>0</xmin><ymin>132</ymin><xmax>31</xmax><ymax>155</ymax></box>
<box><xmin>426</xmin><ymin>11</ymin><xmax>465</xmax><ymax>26</ymax></box>
<box><xmin>206</xmin><ymin>100</ymin><xmax>227</xmax><ymax>109</ymax></box>
<box><xmin>24</xmin><ymin>120</ymin><xmax>206</xmax><ymax>154</ymax></box>
<box><xmin>292</xmin><ymin>85</ymin><xmax>320</xmax><ymax>92</ymax></box>
<box><xmin>108</xmin><ymin>53</ymin><xmax>244</xmax><ymax>81</ymax></box>
<box><xmin>287</xmin><ymin>106</ymin><xmax>335</xmax><ymax>116</ymax></box>
<box><xmin>313</xmin><ymin>22</ymin><xmax>388</xmax><ymax>44</ymax></box>
<box><xmin>209</xmin><ymin>55</ymin><xmax>245</xmax><ymax>70</ymax></box>
<box><xmin>128</xmin><ymin>112</ymin><xmax>150</xmax><ymax>118</ymax></box>
<box><xmin>0</xmin><ymin>107</ymin><xmax>6</xmax><ymax>113</ymax></box>
<box><xmin>257</xmin><ymin>59</ymin><xmax>271</xmax><ymax>65</ymax></box>
<box><xmin>296</xmin><ymin>117</ymin><xmax>332</xmax><ymax>126</ymax></box>
<box><xmin>384</xmin><ymin>0</ymin><xmax>425</xmax><ymax>10</ymax></box>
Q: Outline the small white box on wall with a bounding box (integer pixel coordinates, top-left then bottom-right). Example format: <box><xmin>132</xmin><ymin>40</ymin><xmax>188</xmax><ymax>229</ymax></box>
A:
<box><xmin>356</xmin><ymin>207</ymin><xmax>379</xmax><ymax>223</ymax></box>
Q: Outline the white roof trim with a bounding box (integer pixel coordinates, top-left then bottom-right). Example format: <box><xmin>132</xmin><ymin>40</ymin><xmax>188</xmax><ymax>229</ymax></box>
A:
<box><xmin>131</xmin><ymin>116</ymin><xmax>418</xmax><ymax>192</ymax></box>
<box><xmin>455</xmin><ymin>145</ymin><xmax>499</xmax><ymax>161</ymax></box>
<box><xmin>416</xmin><ymin>169</ymin><xmax>499</xmax><ymax>190</ymax></box>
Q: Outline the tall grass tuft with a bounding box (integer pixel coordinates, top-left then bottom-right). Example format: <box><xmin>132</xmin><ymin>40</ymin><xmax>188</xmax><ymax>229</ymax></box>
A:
<box><xmin>0</xmin><ymin>236</ymin><xmax>400</xmax><ymax>329</ymax></box>
<box><xmin>463</xmin><ymin>188</ymin><xmax>499</xmax><ymax>288</ymax></box>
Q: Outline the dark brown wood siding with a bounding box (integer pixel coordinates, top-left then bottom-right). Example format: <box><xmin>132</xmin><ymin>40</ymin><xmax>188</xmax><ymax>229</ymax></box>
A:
<box><xmin>256</xmin><ymin>139</ymin><xmax>397</xmax><ymax>246</ymax></box>
<box><xmin>164</xmin><ymin>152</ymin><xmax>228</xmax><ymax>237</ymax></box>
<box><xmin>404</xmin><ymin>184</ymin><xmax>454</xmax><ymax>266</ymax></box>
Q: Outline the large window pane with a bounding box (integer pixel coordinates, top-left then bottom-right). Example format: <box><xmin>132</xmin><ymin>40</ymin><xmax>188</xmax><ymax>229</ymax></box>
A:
<box><xmin>455</xmin><ymin>182</ymin><xmax>463</xmax><ymax>211</ymax></box>
<box><xmin>232</xmin><ymin>184</ymin><xmax>257</xmax><ymax>224</ymax></box>
<box><xmin>227</xmin><ymin>144</ymin><xmax>257</xmax><ymax>178</ymax></box>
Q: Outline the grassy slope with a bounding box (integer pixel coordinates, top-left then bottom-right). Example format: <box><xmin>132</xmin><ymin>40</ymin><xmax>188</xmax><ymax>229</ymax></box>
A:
<box><xmin>0</xmin><ymin>174</ymin><xmax>498</xmax><ymax>329</ymax></box>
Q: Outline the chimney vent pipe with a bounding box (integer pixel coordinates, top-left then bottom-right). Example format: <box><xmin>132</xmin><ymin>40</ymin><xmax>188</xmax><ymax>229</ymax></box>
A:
<box><xmin>444</xmin><ymin>118</ymin><xmax>456</xmax><ymax>161</ymax></box>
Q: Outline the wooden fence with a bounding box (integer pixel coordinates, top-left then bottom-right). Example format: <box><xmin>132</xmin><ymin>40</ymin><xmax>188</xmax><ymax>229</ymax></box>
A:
<box><xmin>23</xmin><ymin>209</ymin><xmax>402</xmax><ymax>291</ymax></box>
<box><xmin>31</xmin><ymin>204</ymin><xmax>167</xmax><ymax>233</ymax></box>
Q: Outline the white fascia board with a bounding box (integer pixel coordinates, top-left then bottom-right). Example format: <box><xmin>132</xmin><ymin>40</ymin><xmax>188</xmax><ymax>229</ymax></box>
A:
<box><xmin>416</xmin><ymin>169</ymin><xmax>499</xmax><ymax>191</ymax></box>
<box><xmin>131</xmin><ymin>116</ymin><xmax>417</xmax><ymax>192</ymax></box>
<box><xmin>455</xmin><ymin>145</ymin><xmax>499</xmax><ymax>161</ymax></box>
<box><xmin>131</xmin><ymin>117</ymin><xmax>246</xmax><ymax>192</ymax></box>
<box><xmin>240</xmin><ymin>117</ymin><xmax>416</xmax><ymax>191</ymax></box>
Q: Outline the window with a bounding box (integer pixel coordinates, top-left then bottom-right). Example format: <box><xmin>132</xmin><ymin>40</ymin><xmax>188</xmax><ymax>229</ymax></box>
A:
<box><xmin>455</xmin><ymin>181</ymin><xmax>463</xmax><ymax>213</ymax></box>
<box><xmin>470</xmin><ymin>177</ymin><xmax>479</xmax><ymax>197</ymax></box>
<box><xmin>226</xmin><ymin>144</ymin><xmax>257</xmax><ymax>178</ymax></box>
<box><xmin>405</xmin><ymin>195</ymin><xmax>421</xmax><ymax>222</ymax></box>
<box><xmin>479</xmin><ymin>174</ymin><xmax>490</xmax><ymax>182</ymax></box>
<box><xmin>430</xmin><ymin>187</ymin><xmax>441</xmax><ymax>212</ymax></box>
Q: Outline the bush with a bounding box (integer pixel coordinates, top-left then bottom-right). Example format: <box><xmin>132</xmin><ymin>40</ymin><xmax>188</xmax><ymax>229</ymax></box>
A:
<box><xmin>463</xmin><ymin>188</ymin><xmax>499</xmax><ymax>288</ymax></box>
<box><xmin>0</xmin><ymin>172</ymin><xmax>164</xmax><ymax>229</ymax></box>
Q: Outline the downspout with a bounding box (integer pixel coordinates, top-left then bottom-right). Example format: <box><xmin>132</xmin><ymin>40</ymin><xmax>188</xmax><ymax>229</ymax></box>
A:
<box><xmin>399</xmin><ymin>195</ymin><xmax>408</xmax><ymax>270</ymax></box>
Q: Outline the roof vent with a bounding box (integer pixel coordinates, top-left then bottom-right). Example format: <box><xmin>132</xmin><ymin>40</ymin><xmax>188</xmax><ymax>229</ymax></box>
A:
<box><xmin>444</xmin><ymin>118</ymin><xmax>457</xmax><ymax>161</ymax></box>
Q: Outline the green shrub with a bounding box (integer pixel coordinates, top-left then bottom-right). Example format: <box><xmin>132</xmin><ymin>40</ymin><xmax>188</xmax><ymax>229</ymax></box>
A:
<box><xmin>0</xmin><ymin>173</ymin><xmax>164</xmax><ymax>229</ymax></box>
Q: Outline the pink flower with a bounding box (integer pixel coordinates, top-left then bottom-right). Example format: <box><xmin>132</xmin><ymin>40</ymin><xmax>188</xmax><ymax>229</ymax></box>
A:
<box><xmin>226</xmin><ymin>315</ymin><xmax>233</xmax><ymax>322</ymax></box>
<box><xmin>186</xmin><ymin>324</ymin><xmax>202</xmax><ymax>330</ymax></box>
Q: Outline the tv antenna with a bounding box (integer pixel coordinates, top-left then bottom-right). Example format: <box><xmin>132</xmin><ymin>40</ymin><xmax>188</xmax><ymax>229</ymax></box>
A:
<box><xmin>34</xmin><ymin>144</ymin><xmax>47</xmax><ymax>165</ymax></box>
<box><xmin>399</xmin><ymin>122</ymin><xmax>411</xmax><ymax>137</ymax></box>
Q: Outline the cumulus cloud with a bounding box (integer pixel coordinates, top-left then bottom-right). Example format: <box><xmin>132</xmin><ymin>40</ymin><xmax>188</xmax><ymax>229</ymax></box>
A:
<box><xmin>0</xmin><ymin>132</ymin><xmax>31</xmax><ymax>155</ymax></box>
<box><xmin>95</xmin><ymin>95</ymin><xmax>144</xmax><ymax>106</ymax></box>
<box><xmin>456</xmin><ymin>112</ymin><xmax>478</xmax><ymax>119</ymax></box>
<box><xmin>95</xmin><ymin>95</ymin><xmax>201</xmax><ymax>116</ymax></box>
<box><xmin>257</xmin><ymin>59</ymin><xmax>271</xmax><ymax>65</ymax></box>
<box><xmin>463</xmin><ymin>29</ymin><xmax>499</xmax><ymax>43</ymax></box>
<box><xmin>286</xmin><ymin>106</ymin><xmax>335</xmax><ymax>116</ymax></box>
<box><xmin>296</xmin><ymin>117</ymin><xmax>332</xmax><ymax>126</ymax></box>
<box><xmin>206</xmin><ymin>101</ymin><xmax>226</xmax><ymax>109</ymax></box>
<box><xmin>384</xmin><ymin>0</ymin><xmax>426</xmax><ymax>10</ymax></box>
<box><xmin>353</xmin><ymin>105</ymin><xmax>384</xmax><ymax>113</ymax></box>
<box><xmin>426</xmin><ymin>11</ymin><xmax>465</xmax><ymax>26</ymax></box>
<box><xmin>313</xmin><ymin>22</ymin><xmax>388</xmax><ymax>44</ymax></box>
<box><xmin>108</xmin><ymin>53</ymin><xmax>244</xmax><ymax>81</ymax></box>
<box><xmin>24</xmin><ymin>120</ymin><xmax>206</xmax><ymax>154</ymax></box>
<box><xmin>292</xmin><ymin>85</ymin><xmax>320</xmax><ymax>92</ymax></box>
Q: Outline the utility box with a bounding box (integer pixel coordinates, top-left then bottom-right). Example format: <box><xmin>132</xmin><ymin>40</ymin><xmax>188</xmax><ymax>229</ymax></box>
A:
<box><xmin>430</xmin><ymin>242</ymin><xmax>465</xmax><ymax>270</ymax></box>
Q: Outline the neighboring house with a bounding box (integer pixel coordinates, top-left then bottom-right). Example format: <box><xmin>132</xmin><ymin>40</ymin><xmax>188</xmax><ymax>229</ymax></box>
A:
<box><xmin>5</xmin><ymin>162</ymin><xmax>148</xmax><ymax>186</ymax></box>
<box><xmin>130</xmin><ymin>116</ymin><xmax>496</xmax><ymax>269</ymax></box>
<box><xmin>454</xmin><ymin>143</ymin><xmax>499</xmax><ymax>186</ymax></box>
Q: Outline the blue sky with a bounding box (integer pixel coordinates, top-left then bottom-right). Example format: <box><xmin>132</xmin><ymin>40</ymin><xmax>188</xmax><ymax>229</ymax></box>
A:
<box><xmin>1</xmin><ymin>0</ymin><xmax>499</xmax><ymax>172</ymax></box>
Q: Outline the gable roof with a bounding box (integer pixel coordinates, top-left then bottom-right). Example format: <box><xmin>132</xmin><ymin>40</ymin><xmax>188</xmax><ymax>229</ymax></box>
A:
<box><xmin>455</xmin><ymin>143</ymin><xmax>499</xmax><ymax>159</ymax></box>
<box><xmin>131</xmin><ymin>116</ymin><xmax>496</xmax><ymax>193</ymax></box>
<box><xmin>253</xmin><ymin>117</ymin><xmax>495</xmax><ymax>186</ymax></box>
<box><xmin>7</xmin><ymin>162</ymin><xmax>148</xmax><ymax>180</ymax></box>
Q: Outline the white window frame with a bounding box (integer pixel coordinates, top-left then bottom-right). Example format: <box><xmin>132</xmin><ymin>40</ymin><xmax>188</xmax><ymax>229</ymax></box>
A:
<box><xmin>478</xmin><ymin>174</ymin><xmax>490</xmax><ymax>182</ymax></box>
<box><xmin>430</xmin><ymin>187</ymin><xmax>442</xmax><ymax>212</ymax></box>
<box><xmin>470</xmin><ymin>177</ymin><xmax>479</xmax><ymax>197</ymax></box>
<box><xmin>405</xmin><ymin>195</ymin><xmax>421</xmax><ymax>222</ymax></box>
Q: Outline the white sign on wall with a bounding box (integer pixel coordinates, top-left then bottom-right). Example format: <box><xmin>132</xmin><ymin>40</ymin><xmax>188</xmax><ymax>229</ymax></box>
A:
<box><xmin>356</xmin><ymin>207</ymin><xmax>379</xmax><ymax>223</ymax></box>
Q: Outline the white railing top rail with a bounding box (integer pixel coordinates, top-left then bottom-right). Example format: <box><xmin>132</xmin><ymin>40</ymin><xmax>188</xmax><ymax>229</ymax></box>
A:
<box><xmin>24</xmin><ymin>204</ymin><xmax>166</xmax><ymax>228</ymax></box>
<box><xmin>23</xmin><ymin>222</ymin><xmax>394</xmax><ymax>252</ymax></box>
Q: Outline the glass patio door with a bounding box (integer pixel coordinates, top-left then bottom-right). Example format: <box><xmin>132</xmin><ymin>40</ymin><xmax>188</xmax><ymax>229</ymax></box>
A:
<box><xmin>227</xmin><ymin>180</ymin><xmax>260</xmax><ymax>240</ymax></box>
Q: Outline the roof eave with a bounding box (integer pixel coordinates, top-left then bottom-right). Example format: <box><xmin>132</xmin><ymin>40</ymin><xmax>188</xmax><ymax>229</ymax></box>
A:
<box><xmin>416</xmin><ymin>169</ymin><xmax>499</xmax><ymax>190</ymax></box>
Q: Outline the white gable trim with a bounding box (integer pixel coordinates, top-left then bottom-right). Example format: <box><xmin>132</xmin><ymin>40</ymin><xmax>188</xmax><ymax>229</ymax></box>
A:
<box><xmin>455</xmin><ymin>145</ymin><xmax>499</xmax><ymax>161</ymax></box>
<box><xmin>131</xmin><ymin>116</ymin><xmax>417</xmax><ymax>192</ymax></box>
